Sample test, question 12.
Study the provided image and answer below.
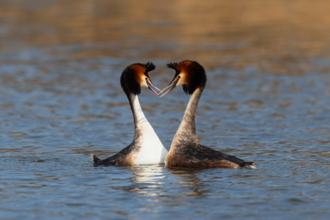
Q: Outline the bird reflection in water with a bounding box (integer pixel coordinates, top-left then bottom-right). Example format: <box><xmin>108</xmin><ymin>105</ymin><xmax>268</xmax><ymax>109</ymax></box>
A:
<box><xmin>124</xmin><ymin>165</ymin><xmax>166</xmax><ymax>197</ymax></box>
<box><xmin>125</xmin><ymin>165</ymin><xmax>213</xmax><ymax>198</ymax></box>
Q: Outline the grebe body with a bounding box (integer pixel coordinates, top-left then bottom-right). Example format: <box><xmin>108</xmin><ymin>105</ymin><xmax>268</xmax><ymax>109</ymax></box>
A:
<box><xmin>159</xmin><ymin>60</ymin><xmax>255</xmax><ymax>169</ymax></box>
<box><xmin>92</xmin><ymin>62</ymin><xmax>168</xmax><ymax>166</ymax></box>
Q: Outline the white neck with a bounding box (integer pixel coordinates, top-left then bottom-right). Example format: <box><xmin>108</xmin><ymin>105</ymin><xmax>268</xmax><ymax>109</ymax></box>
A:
<box><xmin>174</xmin><ymin>87</ymin><xmax>203</xmax><ymax>144</ymax></box>
<box><xmin>130</xmin><ymin>94</ymin><xmax>151</xmax><ymax>128</ymax></box>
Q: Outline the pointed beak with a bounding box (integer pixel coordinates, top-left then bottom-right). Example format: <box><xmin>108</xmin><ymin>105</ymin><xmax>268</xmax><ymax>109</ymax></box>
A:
<box><xmin>147</xmin><ymin>80</ymin><xmax>161</xmax><ymax>95</ymax></box>
<box><xmin>158</xmin><ymin>77</ymin><xmax>179</xmax><ymax>97</ymax></box>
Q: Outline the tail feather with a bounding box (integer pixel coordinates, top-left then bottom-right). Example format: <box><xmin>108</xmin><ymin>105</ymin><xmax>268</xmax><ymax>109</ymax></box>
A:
<box><xmin>90</xmin><ymin>154</ymin><xmax>101</xmax><ymax>164</ymax></box>
<box><xmin>223</xmin><ymin>154</ymin><xmax>256</xmax><ymax>169</ymax></box>
<box><xmin>242</xmin><ymin>162</ymin><xmax>257</xmax><ymax>169</ymax></box>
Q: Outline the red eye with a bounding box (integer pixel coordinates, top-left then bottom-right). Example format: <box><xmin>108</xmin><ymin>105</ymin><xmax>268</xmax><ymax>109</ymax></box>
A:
<box><xmin>178</xmin><ymin>76</ymin><xmax>181</xmax><ymax>79</ymax></box>
<box><xmin>145</xmin><ymin>78</ymin><xmax>148</xmax><ymax>80</ymax></box>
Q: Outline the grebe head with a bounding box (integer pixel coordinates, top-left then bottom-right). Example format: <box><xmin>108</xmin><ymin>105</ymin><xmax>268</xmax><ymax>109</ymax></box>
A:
<box><xmin>120</xmin><ymin>62</ymin><xmax>160</xmax><ymax>96</ymax></box>
<box><xmin>159</xmin><ymin>60</ymin><xmax>207</xmax><ymax>97</ymax></box>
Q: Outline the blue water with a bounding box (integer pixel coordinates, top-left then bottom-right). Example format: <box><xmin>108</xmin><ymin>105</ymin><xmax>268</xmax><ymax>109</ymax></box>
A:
<box><xmin>1</xmin><ymin>1</ymin><xmax>330</xmax><ymax>219</ymax></box>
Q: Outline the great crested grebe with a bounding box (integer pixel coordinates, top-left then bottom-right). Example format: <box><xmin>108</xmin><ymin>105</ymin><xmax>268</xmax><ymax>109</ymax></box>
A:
<box><xmin>159</xmin><ymin>60</ymin><xmax>256</xmax><ymax>169</ymax></box>
<box><xmin>92</xmin><ymin>62</ymin><xmax>168</xmax><ymax>166</ymax></box>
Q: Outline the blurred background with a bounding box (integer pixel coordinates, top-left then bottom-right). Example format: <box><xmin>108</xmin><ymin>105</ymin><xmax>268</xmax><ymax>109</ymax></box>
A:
<box><xmin>1</xmin><ymin>0</ymin><xmax>330</xmax><ymax>219</ymax></box>
<box><xmin>1</xmin><ymin>0</ymin><xmax>330</xmax><ymax>71</ymax></box>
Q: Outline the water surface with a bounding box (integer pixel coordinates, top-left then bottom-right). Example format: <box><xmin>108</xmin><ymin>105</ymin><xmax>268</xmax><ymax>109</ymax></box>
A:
<box><xmin>1</xmin><ymin>0</ymin><xmax>330</xmax><ymax>219</ymax></box>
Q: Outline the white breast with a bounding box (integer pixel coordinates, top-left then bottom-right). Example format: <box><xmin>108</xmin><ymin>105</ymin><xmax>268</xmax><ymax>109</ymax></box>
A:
<box><xmin>130</xmin><ymin>94</ymin><xmax>168</xmax><ymax>164</ymax></box>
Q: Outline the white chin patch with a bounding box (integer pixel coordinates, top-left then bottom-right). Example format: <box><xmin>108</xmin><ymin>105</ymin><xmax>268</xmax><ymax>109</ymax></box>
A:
<box><xmin>176</xmin><ymin>74</ymin><xmax>185</xmax><ymax>86</ymax></box>
<box><xmin>141</xmin><ymin>78</ymin><xmax>148</xmax><ymax>88</ymax></box>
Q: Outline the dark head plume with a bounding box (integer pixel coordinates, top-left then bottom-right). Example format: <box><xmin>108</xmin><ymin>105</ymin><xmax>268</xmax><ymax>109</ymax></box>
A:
<box><xmin>167</xmin><ymin>60</ymin><xmax>207</xmax><ymax>95</ymax></box>
<box><xmin>144</xmin><ymin>62</ymin><xmax>156</xmax><ymax>75</ymax></box>
<box><xmin>120</xmin><ymin>62</ymin><xmax>156</xmax><ymax>96</ymax></box>
<box><xmin>167</xmin><ymin>62</ymin><xmax>179</xmax><ymax>72</ymax></box>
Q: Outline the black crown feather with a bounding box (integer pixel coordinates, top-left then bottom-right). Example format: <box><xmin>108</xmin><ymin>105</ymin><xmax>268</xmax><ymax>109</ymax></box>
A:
<box><xmin>144</xmin><ymin>62</ymin><xmax>156</xmax><ymax>73</ymax></box>
<box><xmin>167</xmin><ymin>62</ymin><xmax>179</xmax><ymax>71</ymax></box>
